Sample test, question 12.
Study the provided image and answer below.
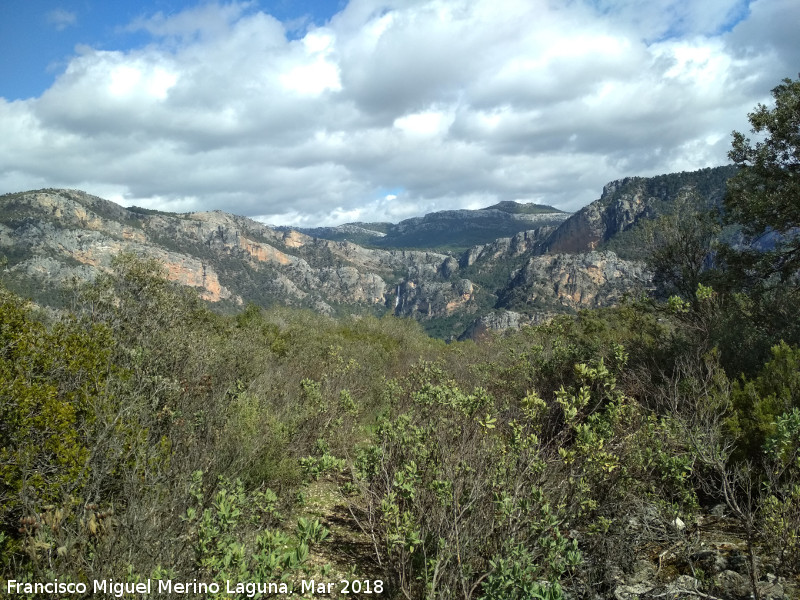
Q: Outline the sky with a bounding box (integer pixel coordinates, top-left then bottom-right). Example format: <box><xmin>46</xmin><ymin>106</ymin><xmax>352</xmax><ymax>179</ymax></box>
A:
<box><xmin>0</xmin><ymin>1</ymin><xmax>798</xmax><ymax>227</ymax></box>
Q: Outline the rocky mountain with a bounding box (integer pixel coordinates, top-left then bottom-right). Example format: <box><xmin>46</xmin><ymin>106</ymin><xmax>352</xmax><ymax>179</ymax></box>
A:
<box><xmin>295</xmin><ymin>201</ymin><xmax>569</xmax><ymax>250</ymax></box>
<box><xmin>446</xmin><ymin>166</ymin><xmax>735</xmax><ymax>336</ymax></box>
<box><xmin>544</xmin><ymin>166</ymin><xmax>737</xmax><ymax>258</ymax></box>
<box><xmin>0</xmin><ymin>190</ymin><xmax>459</xmax><ymax>316</ymax></box>
<box><xmin>498</xmin><ymin>251</ymin><xmax>652</xmax><ymax>312</ymax></box>
<box><xmin>0</xmin><ymin>166</ymin><xmax>736</xmax><ymax>340</ymax></box>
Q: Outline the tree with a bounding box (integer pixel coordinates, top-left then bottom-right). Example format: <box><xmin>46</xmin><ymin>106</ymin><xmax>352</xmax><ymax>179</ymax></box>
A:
<box><xmin>725</xmin><ymin>75</ymin><xmax>800</xmax><ymax>282</ymax></box>
<box><xmin>645</xmin><ymin>190</ymin><xmax>720</xmax><ymax>301</ymax></box>
<box><xmin>0</xmin><ymin>288</ymin><xmax>113</xmax><ymax>555</ymax></box>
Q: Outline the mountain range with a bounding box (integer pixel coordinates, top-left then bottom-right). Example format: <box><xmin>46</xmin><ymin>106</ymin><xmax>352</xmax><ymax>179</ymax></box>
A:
<box><xmin>292</xmin><ymin>200</ymin><xmax>569</xmax><ymax>250</ymax></box>
<box><xmin>0</xmin><ymin>166</ymin><xmax>736</xmax><ymax>340</ymax></box>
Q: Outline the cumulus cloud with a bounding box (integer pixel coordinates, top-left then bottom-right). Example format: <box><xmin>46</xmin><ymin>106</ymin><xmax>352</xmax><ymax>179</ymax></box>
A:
<box><xmin>2</xmin><ymin>0</ymin><xmax>799</xmax><ymax>226</ymax></box>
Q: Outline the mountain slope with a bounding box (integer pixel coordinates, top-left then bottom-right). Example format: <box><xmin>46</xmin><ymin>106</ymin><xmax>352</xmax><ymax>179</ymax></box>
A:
<box><xmin>453</xmin><ymin>166</ymin><xmax>738</xmax><ymax>337</ymax></box>
<box><xmin>0</xmin><ymin>167</ymin><xmax>738</xmax><ymax>339</ymax></box>
<box><xmin>297</xmin><ymin>201</ymin><xmax>569</xmax><ymax>250</ymax></box>
<box><xmin>544</xmin><ymin>166</ymin><xmax>736</xmax><ymax>258</ymax></box>
<box><xmin>0</xmin><ymin>189</ymin><xmax>455</xmax><ymax>316</ymax></box>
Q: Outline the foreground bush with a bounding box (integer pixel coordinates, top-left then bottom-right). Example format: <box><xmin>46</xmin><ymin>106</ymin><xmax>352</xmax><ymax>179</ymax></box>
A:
<box><xmin>1</xmin><ymin>255</ymin><xmax>799</xmax><ymax>598</ymax></box>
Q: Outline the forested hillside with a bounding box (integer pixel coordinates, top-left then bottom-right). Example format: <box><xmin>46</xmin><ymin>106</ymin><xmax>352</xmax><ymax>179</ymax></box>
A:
<box><xmin>1</xmin><ymin>77</ymin><xmax>799</xmax><ymax>600</ymax></box>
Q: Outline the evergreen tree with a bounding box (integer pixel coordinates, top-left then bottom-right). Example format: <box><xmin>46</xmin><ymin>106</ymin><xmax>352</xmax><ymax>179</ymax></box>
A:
<box><xmin>726</xmin><ymin>75</ymin><xmax>800</xmax><ymax>282</ymax></box>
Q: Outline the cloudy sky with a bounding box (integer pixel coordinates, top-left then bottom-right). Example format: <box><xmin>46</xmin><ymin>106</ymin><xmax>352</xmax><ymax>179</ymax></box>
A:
<box><xmin>0</xmin><ymin>1</ymin><xmax>798</xmax><ymax>227</ymax></box>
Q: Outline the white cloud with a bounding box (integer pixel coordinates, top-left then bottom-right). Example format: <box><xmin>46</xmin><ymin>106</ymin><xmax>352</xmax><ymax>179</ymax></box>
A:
<box><xmin>280</xmin><ymin>30</ymin><xmax>342</xmax><ymax>95</ymax></box>
<box><xmin>393</xmin><ymin>109</ymin><xmax>453</xmax><ymax>137</ymax></box>
<box><xmin>126</xmin><ymin>2</ymin><xmax>257</xmax><ymax>40</ymax></box>
<box><xmin>2</xmin><ymin>0</ymin><xmax>799</xmax><ymax>226</ymax></box>
<box><xmin>46</xmin><ymin>9</ymin><xmax>77</xmax><ymax>31</ymax></box>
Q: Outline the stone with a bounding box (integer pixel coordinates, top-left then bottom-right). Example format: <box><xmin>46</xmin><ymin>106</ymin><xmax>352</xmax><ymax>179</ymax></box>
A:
<box><xmin>613</xmin><ymin>583</ymin><xmax>654</xmax><ymax>600</ymax></box>
<box><xmin>713</xmin><ymin>570</ymin><xmax>750</xmax><ymax>599</ymax></box>
<box><xmin>671</xmin><ymin>516</ymin><xmax>686</xmax><ymax>532</ymax></box>
<box><xmin>690</xmin><ymin>549</ymin><xmax>728</xmax><ymax>574</ymax></box>
<box><xmin>758</xmin><ymin>580</ymin><xmax>785</xmax><ymax>600</ymax></box>
<box><xmin>664</xmin><ymin>575</ymin><xmax>702</xmax><ymax>598</ymax></box>
<box><xmin>627</xmin><ymin>560</ymin><xmax>656</xmax><ymax>585</ymax></box>
<box><xmin>710</xmin><ymin>503</ymin><xmax>726</xmax><ymax>518</ymax></box>
<box><xmin>726</xmin><ymin>551</ymin><xmax>761</xmax><ymax>575</ymax></box>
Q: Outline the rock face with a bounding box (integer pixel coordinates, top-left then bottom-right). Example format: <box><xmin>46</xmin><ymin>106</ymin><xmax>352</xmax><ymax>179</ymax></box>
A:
<box><xmin>1</xmin><ymin>191</ymin><xmax>239</xmax><ymax>303</ymax></box>
<box><xmin>462</xmin><ymin>228</ymin><xmax>553</xmax><ymax>267</ymax></box>
<box><xmin>395</xmin><ymin>278</ymin><xmax>475</xmax><ymax>319</ymax></box>
<box><xmin>498</xmin><ymin>251</ymin><xmax>652</xmax><ymax>312</ymax></box>
<box><xmin>544</xmin><ymin>166</ymin><xmax>736</xmax><ymax>255</ymax></box>
<box><xmin>0</xmin><ymin>189</ymin><xmax>479</xmax><ymax>323</ymax></box>
<box><xmin>2</xmin><ymin>170</ymin><xmax>729</xmax><ymax>339</ymax></box>
<box><xmin>457</xmin><ymin>310</ymin><xmax>553</xmax><ymax>341</ymax></box>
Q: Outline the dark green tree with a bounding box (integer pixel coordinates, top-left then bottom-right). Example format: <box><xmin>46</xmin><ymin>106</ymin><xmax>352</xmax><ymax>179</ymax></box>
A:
<box><xmin>725</xmin><ymin>75</ymin><xmax>800</xmax><ymax>282</ymax></box>
<box><xmin>645</xmin><ymin>191</ymin><xmax>720</xmax><ymax>301</ymax></box>
<box><xmin>0</xmin><ymin>288</ymin><xmax>114</xmax><ymax>559</ymax></box>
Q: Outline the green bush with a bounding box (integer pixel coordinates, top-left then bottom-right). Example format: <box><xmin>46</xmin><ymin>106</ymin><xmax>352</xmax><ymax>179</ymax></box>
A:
<box><xmin>0</xmin><ymin>289</ymin><xmax>114</xmax><ymax>565</ymax></box>
<box><xmin>727</xmin><ymin>341</ymin><xmax>800</xmax><ymax>459</ymax></box>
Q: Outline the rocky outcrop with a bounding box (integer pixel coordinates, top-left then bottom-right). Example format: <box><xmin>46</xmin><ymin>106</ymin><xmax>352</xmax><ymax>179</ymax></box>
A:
<box><xmin>610</xmin><ymin>550</ymin><xmax>795</xmax><ymax>599</ymax></box>
<box><xmin>604</xmin><ymin>506</ymin><xmax>797</xmax><ymax>600</ymax></box>
<box><xmin>1</xmin><ymin>193</ymin><xmax>239</xmax><ymax>303</ymax></box>
<box><xmin>543</xmin><ymin>166</ymin><xmax>736</xmax><ymax>255</ymax></box>
<box><xmin>0</xmin><ymin>186</ymin><xmax>663</xmax><ymax>339</ymax></box>
<box><xmin>0</xmin><ymin>189</ymin><xmax>463</xmax><ymax>316</ymax></box>
<box><xmin>544</xmin><ymin>176</ymin><xmax>663</xmax><ymax>254</ymax></box>
<box><xmin>544</xmin><ymin>198</ymin><xmax>615</xmax><ymax>254</ymax></box>
<box><xmin>316</xmin><ymin>267</ymin><xmax>387</xmax><ymax>305</ymax></box>
<box><xmin>498</xmin><ymin>251</ymin><xmax>652</xmax><ymax>311</ymax></box>
<box><xmin>457</xmin><ymin>310</ymin><xmax>554</xmax><ymax>341</ymax></box>
<box><xmin>394</xmin><ymin>278</ymin><xmax>476</xmax><ymax>319</ymax></box>
<box><xmin>462</xmin><ymin>227</ymin><xmax>554</xmax><ymax>267</ymax></box>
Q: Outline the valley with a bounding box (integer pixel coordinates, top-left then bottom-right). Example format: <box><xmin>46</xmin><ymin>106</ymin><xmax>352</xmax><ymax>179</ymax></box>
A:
<box><xmin>0</xmin><ymin>166</ymin><xmax>734</xmax><ymax>340</ymax></box>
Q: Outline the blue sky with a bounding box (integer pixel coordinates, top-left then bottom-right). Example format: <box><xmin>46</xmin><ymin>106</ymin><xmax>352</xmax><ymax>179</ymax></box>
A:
<box><xmin>0</xmin><ymin>1</ymin><xmax>343</xmax><ymax>100</ymax></box>
<box><xmin>1</xmin><ymin>0</ymin><xmax>798</xmax><ymax>227</ymax></box>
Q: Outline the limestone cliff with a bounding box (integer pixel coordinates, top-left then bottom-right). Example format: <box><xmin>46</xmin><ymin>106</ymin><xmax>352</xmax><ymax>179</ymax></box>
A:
<box><xmin>457</xmin><ymin>310</ymin><xmax>554</xmax><ymax>342</ymax></box>
<box><xmin>0</xmin><ymin>189</ymin><xmax>473</xmax><ymax>321</ymax></box>
<box><xmin>543</xmin><ymin>166</ymin><xmax>736</xmax><ymax>256</ymax></box>
<box><xmin>1</xmin><ymin>178</ymin><xmax>692</xmax><ymax>340</ymax></box>
<box><xmin>498</xmin><ymin>251</ymin><xmax>652</xmax><ymax>312</ymax></box>
<box><xmin>1</xmin><ymin>191</ymin><xmax>238</xmax><ymax>303</ymax></box>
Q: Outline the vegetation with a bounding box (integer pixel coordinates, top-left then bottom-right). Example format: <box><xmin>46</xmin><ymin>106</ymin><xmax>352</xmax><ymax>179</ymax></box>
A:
<box><xmin>481</xmin><ymin>201</ymin><xmax>564</xmax><ymax>215</ymax></box>
<box><xmin>725</xmin><ymin>75</ymin><xmax>800</xmax><ymax>282</ymax></box>
<box><xmin>300</xmin><ymin>202</ymin><xmax>566</xmax><ymax>252</ymax></box>
<box><xmin>599</xmin><ymin>165</ymin><xmax>737</xmax><ymax>261</ymax></box>
<box><xmin>125</xmin><ymin>206</ymin><xmax>182</xmax><ymax>217</ymax></box>
<box><xmin>1</xmin><ymin>77</ymin><xmax>799</xmax><ymax>599</ymax></box>
<box><xmin>1</xmin><ymin>255</ymin><xmax>797</xmax><ymax>598</ymax></box>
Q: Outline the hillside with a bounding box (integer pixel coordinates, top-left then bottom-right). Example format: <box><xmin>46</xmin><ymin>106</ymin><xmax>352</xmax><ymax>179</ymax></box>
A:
<box><xmin>0</xmin><ymin>166</ymin><xmax>736</xmax><ymax>339</ymax></box>
<box><xmin>1</xmin><ymin>244</ymin><xmax>797</xmax><ymax>600</ymax></box>
<box><xmin>2</xmin><ymin>162</ymin><xmax>800</xmax><ymax>600</ymax></box>
<box><xmin>544</xmin><ymin>166</ymin><xmax>737</xmax><ymax>257</ymax></box>
<box><xmin>4</xmin><ymin>66</ymin><xmax>800</xmax><ymax>600</ymax></box>
<box><xmin>296</xmin><ymin>201</ymin><xmax>569</xmax><ymax>251</ymax></box>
